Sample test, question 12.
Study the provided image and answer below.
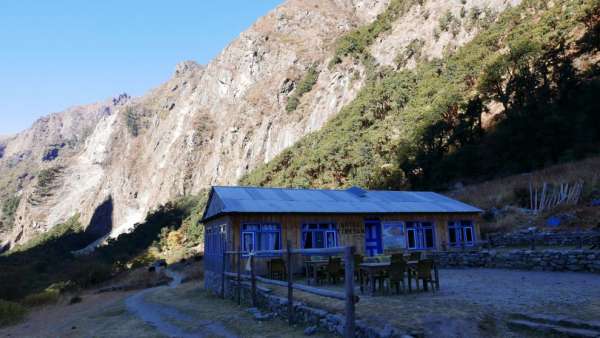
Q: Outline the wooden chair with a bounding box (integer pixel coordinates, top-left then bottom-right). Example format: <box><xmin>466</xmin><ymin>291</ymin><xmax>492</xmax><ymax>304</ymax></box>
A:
<box><xmin>415</xmin><ymin>259</ymin><xmax>435</xmax><ymax>292</ymax></box>
<box><xmin>353</xmin><ymin>254</ymin><xmax>363</xmax><ymax>281</ymax></box>
<box><xmin>409</xmin><ymin>251</ymin><xmax>422</xmax><ymax>261</ymax></box>
<box><xmin>389</xmin><ymin>255</ymin><xmax>409</xmax><ymax>294</ymax></box>
<box><xmin>269</xmin><ymin>258</ymin><xmax>286</xmax><ymax>280</ymax></box>
<box><xmin>326</xmin><ymin>257</ymin><xmax>344</xmax><ymax>284</ymax></box>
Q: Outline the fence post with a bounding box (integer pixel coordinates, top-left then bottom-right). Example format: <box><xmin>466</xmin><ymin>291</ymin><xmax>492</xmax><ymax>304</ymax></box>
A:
<box><xmin>344</xmin><ymin>246</ymin><xmax>355</xmax><ymax>338</ymax></box>
<box><xmin>237</xmin><ymin>246</ymin><xmax>242</xmax><ymax>305</ymax></box>
<box><xmin>251</xmin><ymin>253</ymin><xmax>257</xmax><ymax>307</ymax></box>
<box><xmin>286</xmin><ymin>239</ymin><xmax>294</xmax><ymax>325</ymax></box>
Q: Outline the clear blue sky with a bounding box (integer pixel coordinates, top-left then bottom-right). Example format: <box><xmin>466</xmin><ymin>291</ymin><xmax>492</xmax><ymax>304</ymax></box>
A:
<box><xmin>0</xmin><ymin>0</ymin><xmax>283</xmax><ymax>135</ymax></box>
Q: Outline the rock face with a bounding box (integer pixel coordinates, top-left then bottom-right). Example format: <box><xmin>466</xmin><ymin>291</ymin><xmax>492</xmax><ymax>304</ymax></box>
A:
<box><xmin>0</xmin><ymin>0</ymin><xmax>520</xmax><ymax>248</ymax></box>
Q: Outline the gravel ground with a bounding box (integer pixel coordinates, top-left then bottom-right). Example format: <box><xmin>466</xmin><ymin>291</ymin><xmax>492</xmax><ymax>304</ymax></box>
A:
<box><xmin>438</xmin><ymin>268</ymin><xmax>600</xmax><ymax>318</ymax></box>
<box><xmin>264</xmin><ymin>268</ymin><xmax>600</xmax><ymax>338</ymax></box>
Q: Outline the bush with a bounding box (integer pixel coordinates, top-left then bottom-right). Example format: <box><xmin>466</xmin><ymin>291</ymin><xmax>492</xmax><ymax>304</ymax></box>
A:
<box><xmin>72</xmin><ymin>261</ymin><xmax>113</xmax><ymax>288</ymax></box>
<box><xmin>125</xmin><ymin>107</ymin><xmax>139</xmax><ymax>137</ymax></box>
<box><xmin>286</xmin><ymin>65</ymin><xmax>319</xmax><ymax>112</ymax></box>
<box><xmin>0</xmin><ymin>300</ymin><xmax>27</xmax><ymax>327</ymax></box>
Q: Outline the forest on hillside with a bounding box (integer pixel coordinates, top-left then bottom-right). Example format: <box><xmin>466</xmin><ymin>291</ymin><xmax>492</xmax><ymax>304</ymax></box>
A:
<box><xmin>242</xmin><ymin>0</ymin><xmax>600</xmax><ymax>191</ymax></box>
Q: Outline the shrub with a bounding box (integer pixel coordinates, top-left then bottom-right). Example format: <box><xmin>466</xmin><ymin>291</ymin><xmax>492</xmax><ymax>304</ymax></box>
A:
<box><xmin>72</xmin><ymin>261</ymin><xmax>113</xmax><ymax>288</ymax></box>
<box><xmin>1</xmin><ymin>195</ymin><xmax>20</xmax><ymax>230</ymax></box>
<box><xmin>286</xmin><ymin>65</ymin><xmax>319</xmax><ymax>112</ymax></box>
<box><xmin>439</xmin><ymin>10</ymin><xmax>455</xmax><ymax>31</ymax></box>
<box><xmin>125</xmin><ymin>107</ymin><xmax>139</xmax><ymax>137</ymax></box>
<box><xmin>0</xmin><ymin>300</ymin><xmax>27</xmax><ymax>327</ymax></box>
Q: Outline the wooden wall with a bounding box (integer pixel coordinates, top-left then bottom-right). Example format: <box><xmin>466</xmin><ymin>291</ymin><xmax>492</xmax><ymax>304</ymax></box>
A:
<box><xmin>221</xmin><ymin>212</ymin><xmax>480</xmax><ymax>255</ymax></box>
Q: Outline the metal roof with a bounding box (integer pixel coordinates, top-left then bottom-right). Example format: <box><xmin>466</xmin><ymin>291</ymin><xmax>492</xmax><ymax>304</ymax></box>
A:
<box><xmin>201</xmin><ymin>186</ymin><xmax>482</xmax><ymax>222</ymax></box>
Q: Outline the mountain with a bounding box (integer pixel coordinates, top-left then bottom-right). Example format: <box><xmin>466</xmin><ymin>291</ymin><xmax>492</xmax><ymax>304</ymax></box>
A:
<box><xmin>2</xmin><ymin>0</ymin><xmax>597</xmax><ymax>251</ymax></box>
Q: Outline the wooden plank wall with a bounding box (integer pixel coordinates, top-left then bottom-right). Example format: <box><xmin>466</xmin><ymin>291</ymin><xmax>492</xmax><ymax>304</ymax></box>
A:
<box><xmin>226</xmin><ymin>212</ymin><xmax>481</xmax><ymax>255</ymax></box>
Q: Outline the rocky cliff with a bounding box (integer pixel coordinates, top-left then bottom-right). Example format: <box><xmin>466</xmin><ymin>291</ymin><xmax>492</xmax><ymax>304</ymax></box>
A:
<box><xmin>0</xmin><ymin>0</ymin><xmax>520</xmax><ymax>249</ymax></box>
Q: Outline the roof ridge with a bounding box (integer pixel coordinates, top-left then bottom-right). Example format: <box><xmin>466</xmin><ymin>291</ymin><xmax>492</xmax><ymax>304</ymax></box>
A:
<box><xmin>212</xmin><ymin>185</ymin><xmax>439</xmax><ymax>194</ymax></box>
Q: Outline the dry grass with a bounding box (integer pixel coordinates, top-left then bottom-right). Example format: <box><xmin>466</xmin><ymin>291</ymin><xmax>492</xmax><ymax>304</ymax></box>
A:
<box><xmin>451</xmin><ymin>156</ymin><xmax>600</xmax><ymax>210</ymax></box>
<box><xmin>449</xmin><ymin>156</ymin><xmax>600</xmax><ymax>233</ymax></box>
<box><xmin>108</xmin><ymin>268</ymin><xmax>172</xmax><ymax>291</ymax></box>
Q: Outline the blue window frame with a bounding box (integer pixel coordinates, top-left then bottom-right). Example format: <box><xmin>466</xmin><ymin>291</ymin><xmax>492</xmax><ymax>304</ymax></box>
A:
<box><xmin>241</xmin><ymin>223</ymin><xmax>281</xmax><ymax>254</ymax></box>
<box><xmin>448</xmin><ymin>220</ymin><xmax>475</xmax><ymax>247</ymax></box>
<box><xmin>301</xmin><ymin>223</ymin><xmax>337</xmax><ymax>249</ymax></box>
<box><xmin>405</xmin><ymin>221</ymin><xmax>435</xmax><ymax>250</ymax></box>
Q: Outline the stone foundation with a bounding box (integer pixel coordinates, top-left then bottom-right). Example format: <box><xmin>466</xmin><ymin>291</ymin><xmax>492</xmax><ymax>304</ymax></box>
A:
<box><xmin>437</xmin><ymin>249</ymin><xmax>600</xmax><ymax>273</ymax></box>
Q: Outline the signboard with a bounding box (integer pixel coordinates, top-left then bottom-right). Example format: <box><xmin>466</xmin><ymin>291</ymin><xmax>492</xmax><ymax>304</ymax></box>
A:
<box><xmin>382</xmin><ymin>221</ymin><xmax>405</xmax><ymax>251</ymax></box>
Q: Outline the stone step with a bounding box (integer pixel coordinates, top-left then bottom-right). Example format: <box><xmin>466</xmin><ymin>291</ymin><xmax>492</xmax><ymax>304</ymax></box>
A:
<box><xmin>508</xmin><ymin>319</ymin><xmax>600</xmax><ymax>338</ymax></box>
<box><xmin>511</xmin><ymin>313</ymin><xmax>600</xmax><ymax>331</ymax></box>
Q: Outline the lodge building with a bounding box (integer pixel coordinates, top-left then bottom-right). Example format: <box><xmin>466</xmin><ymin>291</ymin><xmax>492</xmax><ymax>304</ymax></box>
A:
<box><xmin>201</xmin><ymin>185</ymin><xmax>482</xmax><ymax>292</ymax></box>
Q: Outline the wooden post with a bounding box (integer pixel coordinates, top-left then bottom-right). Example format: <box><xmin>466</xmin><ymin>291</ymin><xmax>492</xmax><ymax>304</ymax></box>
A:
<box><xmin>286</xmin><ymin>239</ymin><xmax>294</xmax><ymax>325</ymax></box>
<box><xmin>344</xmin><ymin>246</ymin><xmax>355</xmax><ymax>338</ymax></box>
<box><xmin>433</xmin><ymin>255</ymin><xmax>440</xmax><ymax>291</ymax></box>
<box><xmin>251</xmin><ymin>253</ymin><xmax>257</xmax><ymax>307</ymax></box>
<box><xmin>237</xmin><ymin>247</ymin><xmax>242</xmax><ymax>305</ymax></box>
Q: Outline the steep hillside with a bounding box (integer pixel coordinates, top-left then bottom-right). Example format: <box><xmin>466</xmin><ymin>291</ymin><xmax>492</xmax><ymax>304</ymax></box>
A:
<box><xmin>1</xmin><ymin>0</ymin><xmax>525</xmax><ymax>250</ymax></box>
<box><xmin>242</xmin><ymin>0</ymin><xmax>600</xmax><ymax>191</ymax></box>
<box><xmin>0</xmin><ymin>0</ymin><xmax>389</xmax><ymax>248</ymax></box>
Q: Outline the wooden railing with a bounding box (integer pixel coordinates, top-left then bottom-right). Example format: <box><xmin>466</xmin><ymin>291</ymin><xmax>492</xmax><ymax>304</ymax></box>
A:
<box><xmin>222</xmin><ymin>241</ymin><xmax>358</xmax><ymax>338</ymax></box>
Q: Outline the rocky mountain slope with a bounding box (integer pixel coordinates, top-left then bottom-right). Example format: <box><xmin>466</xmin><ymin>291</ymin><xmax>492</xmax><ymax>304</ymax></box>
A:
<box><xmin>0</xmin><ymin>0</ymin><xmax>524</xmax><ymax>249</ymax></box>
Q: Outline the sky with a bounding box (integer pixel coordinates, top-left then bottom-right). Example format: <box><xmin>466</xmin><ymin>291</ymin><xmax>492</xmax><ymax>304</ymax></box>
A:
<box><xmin>0</xmin><ymin>0</ymin><xmax>283</xmax><ymax>135</ymax></box>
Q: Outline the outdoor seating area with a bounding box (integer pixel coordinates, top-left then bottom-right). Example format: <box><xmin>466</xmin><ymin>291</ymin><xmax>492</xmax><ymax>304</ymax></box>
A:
<box><xmin>266</xmin><ymin>252</ymin><xmax>439</xmax><ymax>296</ymax></box>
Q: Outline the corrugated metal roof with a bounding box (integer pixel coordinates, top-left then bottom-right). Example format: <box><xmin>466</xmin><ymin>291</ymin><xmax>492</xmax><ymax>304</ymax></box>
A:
<box><xmin>201</xmin><ymin>186</ymin><xmax>482</xmax><ymax>221</ymax></box>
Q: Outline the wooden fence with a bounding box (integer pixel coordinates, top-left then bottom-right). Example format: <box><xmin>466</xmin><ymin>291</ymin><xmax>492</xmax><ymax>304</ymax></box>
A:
<box><xmin>221</xmin><ymin>241</ymin><xmax>358</xmax><ymax>338</ymax></box>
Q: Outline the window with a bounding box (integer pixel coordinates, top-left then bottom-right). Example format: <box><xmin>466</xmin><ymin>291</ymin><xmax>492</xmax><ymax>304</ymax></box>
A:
<box><xmin>448</xmin><ymin>220</ymin><xmax>475</xmax><ymax>247</ymax></box>
<box><xmin>302</xmin><ymin>223</ymin><xmax>337</xmax><ymax>249</ymax></box>
<box><xmin>405</xmin><ymin>221</ymin><xmax>436</xmax><ymax>250</ymax></box>
<box><xmin>241</xmin><ymin>223</ymin><xmax>281</xmax><ymax>254</ymax></box>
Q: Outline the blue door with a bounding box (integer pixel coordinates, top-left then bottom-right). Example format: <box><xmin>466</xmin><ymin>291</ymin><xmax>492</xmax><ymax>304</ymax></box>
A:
<box><xmin>364</xmin><ymin>219</ymin><xmax>383</xmax><ymax>256</ymax></box>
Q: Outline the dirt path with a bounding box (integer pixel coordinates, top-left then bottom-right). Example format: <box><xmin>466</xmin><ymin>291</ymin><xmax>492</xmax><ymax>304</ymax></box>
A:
<box><xmin>125</xmin><ymin>269</ymin><xmax>238</xmax><ymax>338</ymax></box>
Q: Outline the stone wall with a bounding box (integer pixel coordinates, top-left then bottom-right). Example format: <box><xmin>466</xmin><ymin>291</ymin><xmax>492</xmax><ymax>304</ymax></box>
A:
<box><xmin>489</xmin><ymin>230</ymin><xmax>600</xmax><ymax>247</ymax></box>
<box><xmin>221</xmin><ymin>281</ymin><xmax>419</xmax><ymax>338</ymax></box>
<box><xmin>437</xmin><ymin>249</ymin><xmax>600</xmax><ymax>273</ymax></box>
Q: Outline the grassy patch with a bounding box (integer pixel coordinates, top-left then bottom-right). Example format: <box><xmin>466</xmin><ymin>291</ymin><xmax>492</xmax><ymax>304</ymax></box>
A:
<box><xmin>0</xmin><ymin>300</ymin><xmax>27</xmax><ymax>328</ymax></box>
<box><xmin>0</xmin><ymin>195</ymin><xmax>20</xmax><ymax>231</ymax></box>
<box><xmin>22</xmin><ymin>289</ymin><xmax>60</xmax><ymax>307</ymax></box>
<box><xmin>11</xmin><ymin>214</ymin><xmax>82</xmax><ymax>253</ymax></box>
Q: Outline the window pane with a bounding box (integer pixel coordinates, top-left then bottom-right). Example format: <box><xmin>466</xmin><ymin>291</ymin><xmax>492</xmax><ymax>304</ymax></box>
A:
<box><xmin>315</xmin><ymin>232</ymin><xmax>325</xmax><ymax>248</ymax></box>
<box><xmin>243</xmin><ymin>224</ymin><xmax>259</xmax><ymax>231</ymax></box>
<box><xmin>303</xmin><ymin>232</ymin><xmax>313</xmax><ymax>249</ymax></box>
<box><xmin>326</xmin><ymin>231</ymin><xmax>336</xmax><ymax>248</ymax></box>
<box><xmin>448</xmin><ymin>228</ymin><xmax>457</xmax><ymax>244</ymax></box>
<box><xmin>242</xmin><ymin>232</ymin><xmax>254</xmax><ymax>252</ymax></box>
<box><xmin>424</xmin><ymin>228</ymin><xmax>434</xmax><ymax>248</ymax></box>
<box><xmin>261</xmin><ymin>224</ymin><xmax>279</xmax><ymax>231</ymax></box>
<box><xmin>407</xmin><ymin>230</ymin><xmax>416</xmax><ymax>249</ymax></box>
<box><xmin>260</xmin><ymin>232</ymin><xmax>280</xmax><ymax>250</ymax></box>
<box><xmin>464</xmin><ymin>227</ymin><xmax>473</xmax><ymax>242</ymax></box>
<box><xmin>309</xmin><ymin>224</ymin><xmax>318</xmax><ymax>229</ymax></box>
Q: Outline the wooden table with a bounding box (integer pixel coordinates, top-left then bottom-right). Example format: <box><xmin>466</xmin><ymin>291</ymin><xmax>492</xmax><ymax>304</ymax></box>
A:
<box><xmin>359</xmin><ymin>261</ymin><xmax>420</xmax><ymax>295</ymax></box>
<box><xmin>304</xmin><ymin>259</ymin><xmax>328</xmax><ymax>285</ymax></box>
